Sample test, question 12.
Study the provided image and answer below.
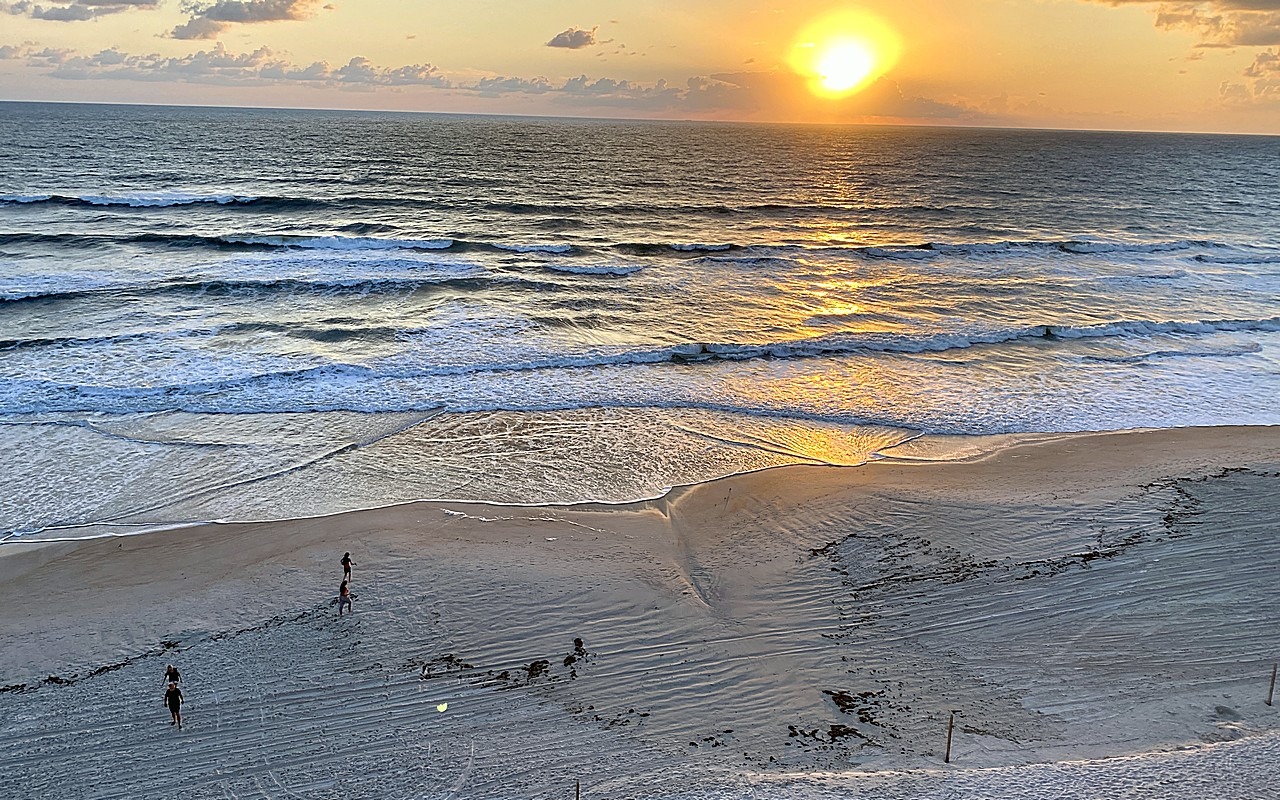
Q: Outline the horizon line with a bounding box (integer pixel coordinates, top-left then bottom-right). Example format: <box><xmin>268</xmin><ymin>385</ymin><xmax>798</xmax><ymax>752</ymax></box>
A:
<box><xmin>2</xmin><ymin>97</ymin><xmax>1277</xmax><ymax>139</ymax></box>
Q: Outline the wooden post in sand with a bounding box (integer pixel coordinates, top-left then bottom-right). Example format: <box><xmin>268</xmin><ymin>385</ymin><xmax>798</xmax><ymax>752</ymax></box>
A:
<box><xmin>724</xmin><ymin>487</ymin><xmax>733</xmax><ymax>510</ymax></box>
<box><xmin>944</xmin><ymin>711</ymin><xmax>955</xmax><ymax>763</ymax></box>
<box><xmin>1268</xmin><ymin>664</ymin><xmax>1277</xmax><ymax>706</ymax></box>
<box><xmin>575</xmin><ymin>779</ymin><xmax>581</xmax><ymax>800</ymax></box>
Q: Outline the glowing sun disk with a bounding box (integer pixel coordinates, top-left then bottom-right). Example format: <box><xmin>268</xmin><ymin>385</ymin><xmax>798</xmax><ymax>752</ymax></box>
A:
<box><xmin>817</xmin><ymin>42</ymin><xmax>875</xmax><ymax>92</ymax></box>
<box><xmin>789</xmin><ymin>9</ymin><xmax>902</xmax><ymax>100</ymax></box>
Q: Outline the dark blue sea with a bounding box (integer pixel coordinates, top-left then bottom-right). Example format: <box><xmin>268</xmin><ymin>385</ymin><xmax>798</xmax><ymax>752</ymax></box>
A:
<box><xmin>2</xmin><ymin>101</ymin><xmax>1277</xmax><ymax>537</ymax></box>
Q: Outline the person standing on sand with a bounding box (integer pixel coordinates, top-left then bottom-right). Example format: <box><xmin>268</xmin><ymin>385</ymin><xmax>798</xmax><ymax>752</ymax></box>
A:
<box><xmin>338</xmin><ymin>579</ymin><xmax>353</xmax><ymax>616</ymax></box>
<box><xmin>164</xmin><ymin>681</ymin><xmax>184</xmax><ymax>729</ymax></box>
<box><xmin>341</xmin><ymin>552</ymin><xmax>355</xmax><ymax>583</ymax></box>
<box><xmin>164</xmin><ymin>664</ymin><xmax>180</xmax><ymax>685</ymax></box>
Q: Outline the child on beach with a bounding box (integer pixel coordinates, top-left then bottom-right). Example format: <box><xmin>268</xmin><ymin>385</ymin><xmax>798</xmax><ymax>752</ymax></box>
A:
<box><xmin>164</xmin><ymin>664</ymin><xmax>180</xmax><ymax>685</ymax></box>
<box><xmin>338</xmin><ymin>579</ymin><xmax>353</xmax><ymax>616</ymax></box>
<box><xmin>341</xmin><ymin>552</ymin><xmax>355</xmax><ymax>582</ymax></box>
<box><xmin>164</xmin><ymin>681</ymin><xmax>184</xmax><ymax>730</ymax></box>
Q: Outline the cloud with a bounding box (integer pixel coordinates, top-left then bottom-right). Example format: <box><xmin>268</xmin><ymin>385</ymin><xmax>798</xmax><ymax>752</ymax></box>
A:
<box><xmin>472</xmin><ymin>75</ymin><xmax>555</xmax><ymax>95</ymax></box>
<box><xmin>1222</xmin><ymin>45</ymin><xmax>1280</xmax><ymax>101</ymax></box>
<box><xmin>5</xmin><ymin>38</ymin><xmax>975</xmax><ymax>122</ymax></box>
<box><xmin>1092</xmin><ymin>1</ymin><xmax>1280</xmax><ymax>46</ymax></box>
<box><xmin>1</xmin><ymin>0</ymin><xmax>158</xmax><ymax>21</ymax></box>
<box><xmin>0</xmin><ymin>42</ymin><xmax>72</xmax><ymax>61</ymax></box>
<box><xmin>10</xmin><ymin>41</ymin><xmax>448</xmax><ymax>88</ymax></box>
<box><xmin>333</xmin><ymin>56</ymin><xmax>446</xmax><ymax>87</ymax></box>
<box><xmin>170</xmin><ymin>16</ymin><xmax>223</xmax><ymax>39</ymax></box>
<box><xmin>1095</xmin><ymin>1</ymin><xmax>1280</xmax><ymax>102</ymax></box>
<box><xmin>1244</xmin><ymin>45</ymin><xmax>1280</xmax><ymax>74</ymax></box>
<box><xmin>459</xmin><ymin>67</ymin><xmax>978</xmax><ymax>121</ymax></box>
<box><xmin>553</xmin><ymin>74</ymin><xmax>683</xmax><ymax>108</ymax></box>
<box><xmin>547</xmin><ymin>26</ymin><xmax>598</xmax><ymax>49</ymax></box>
<box><xmin>171</xmin><ymin>0</ymin><xmax>322</xmax><ymax>40</ymax></box>
<box><xmin>656</xmin><ymin>69</ymin><xmax>977</xmax><ymax>120</ymax></box>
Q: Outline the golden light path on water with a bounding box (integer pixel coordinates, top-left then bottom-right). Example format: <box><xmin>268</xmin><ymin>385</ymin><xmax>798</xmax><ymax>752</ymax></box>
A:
<box><xmin>789</xmin><ymin>8</ymin><xmax>903</xmax><ymax>99</ymax></box>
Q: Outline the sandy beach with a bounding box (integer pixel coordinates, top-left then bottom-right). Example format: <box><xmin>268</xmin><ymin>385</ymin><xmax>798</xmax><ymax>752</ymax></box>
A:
<box><xmin>2</xmin><ymin>426</ymin><xmax>1278</xmax><ymax>799</ymax></box>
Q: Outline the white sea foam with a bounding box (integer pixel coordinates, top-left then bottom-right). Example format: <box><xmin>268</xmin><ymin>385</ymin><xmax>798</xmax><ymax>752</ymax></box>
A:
<box><xmin>222</xmin><ymin>234</ymin><xmax>455</xmax><ymax>250</ymax></box>
<box><xmin>1095</xmin><ymin>270</ymin><xmax>1189</xmax><ymax>282</ymax></box>
<box><xmin>217</xmin><ymin>251</ymin><xmax>486</xmax><ymax>282</ymax></box>
<box><xmin>850</xmin><ymin>239</ymin><xmax>1216</xmax><ymax>259</ymax></box>
<box><xmin>0</xmin><ymin>255</ymin><xmax>487</xmax><ymax>302</ymax></box>
<box><xmin>4</xmin><ymin>315</ymin><xmax>1278</xmax><ymax>428</ymax></box>
<box><xmin>1050</xmin><ymin>316</ymin><xmax>1280</xmax><ymax>339</ymax></box>
<box><xmin>79</xmin><ymin>192</ymin><xmax>260</xmax><ymax>207</ymax></box>
<box><xmin>0</xmin><ymin>270</ymin><xmax>130</xmax><ymax>301</ymax></box>
<box><xmin>493</xmin><ymin>242</ymin><xmax>574</xmax><ymax>253</ymax></box>
<box><xmin>1057</xmin><ymin>239</ymin><xmax>1200</xmax><ymax>254</ymax></box>
<box><xmin>543</xmin><ymin>263</ymin><xmax>644</xmax><ymax>275</ymax></box>
<box><xmin>1084</xmin><ymin>343</ymin><xmax>1263</xmax><ymax>363</ymax></box>
<box><xmin>0</xmin><ymin>191</ymin><xmax>264</xmax><ymax>207</ymax></box>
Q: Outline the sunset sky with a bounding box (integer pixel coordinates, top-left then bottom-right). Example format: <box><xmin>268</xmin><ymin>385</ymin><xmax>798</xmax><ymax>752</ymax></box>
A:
<box><xmin>1</xmin><ymin>0</ymin><xmax>1278</xmax><ymax>133</ymax></box>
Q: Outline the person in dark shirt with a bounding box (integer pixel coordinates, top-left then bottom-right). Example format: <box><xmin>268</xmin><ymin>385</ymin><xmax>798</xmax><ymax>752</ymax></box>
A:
<box><xmin>338</xmin><ymin>579</ymin><xmax>353</xmax><ymax>616</ymax></box>
<box><xmin>164</xmin><ymin>664</ymin><xmax>180</xmax><ymax>685</ymax></box>
<box><xmin>164</xmin><ymin>682</ymin><xmax>184</xmax><ymax>730</ymax></box>
<box><xmin>341</xmin><ymin>552</ymin><xmax>355</xmax><ymax>582</ymax></box>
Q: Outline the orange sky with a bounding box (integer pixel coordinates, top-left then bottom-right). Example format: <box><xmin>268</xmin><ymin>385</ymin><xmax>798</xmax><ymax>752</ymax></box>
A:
<box><xmin>0</xmin><ymin>0</ymin><xmax>1277</xmax><ymax>133</ymax></box>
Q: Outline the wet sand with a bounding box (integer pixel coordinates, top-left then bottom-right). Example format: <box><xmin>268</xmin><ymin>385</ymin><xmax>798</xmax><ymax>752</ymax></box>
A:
<box><xmin>1</xmin><ymin>426</ymin><xmax>1278</xmax><ymax>798</ymax></box>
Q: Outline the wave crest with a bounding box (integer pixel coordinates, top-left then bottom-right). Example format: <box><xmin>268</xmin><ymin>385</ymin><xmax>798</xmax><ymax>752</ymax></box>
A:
<box><xmin>0</xmin><ymin>192</ymin><xmax>261</xmax><ymax>208</ymax></box>
<box><xmin>5</xmin><ymin>315</ymin><xmax>1276</xmax><ymax>413</ymax></box>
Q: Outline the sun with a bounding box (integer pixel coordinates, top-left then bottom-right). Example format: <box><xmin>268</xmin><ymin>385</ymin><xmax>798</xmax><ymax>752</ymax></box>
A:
<box><xmin>815</xmin><ymin>40</ymin><xmax>876</xmax><ymax>93</ymax></box>
<box><xmin>789</xmin><ymin>9</ymin><xmax>901</xmax><ymax>99</ymax></box>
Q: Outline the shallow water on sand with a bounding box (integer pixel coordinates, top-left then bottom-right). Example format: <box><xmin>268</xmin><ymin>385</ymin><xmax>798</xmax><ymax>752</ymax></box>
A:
<box><xmin>2</xmin><ymin>408</ymin><xmax>918</xmax><ymax>538</ymax></box>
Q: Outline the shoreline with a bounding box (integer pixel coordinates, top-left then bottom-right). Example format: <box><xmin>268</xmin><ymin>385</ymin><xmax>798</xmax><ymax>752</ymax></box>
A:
<box><xmin>0</xmin><ymin>424</ymin><xmax>1190</xmax><ymax>545</ymax></box>
<box><xmin>2</xmin><ymin>425</ymin><xmax>1278</xmax><ymax>797</ymax></box>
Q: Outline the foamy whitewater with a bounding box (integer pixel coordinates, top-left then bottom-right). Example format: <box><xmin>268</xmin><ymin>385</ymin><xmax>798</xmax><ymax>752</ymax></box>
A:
<box><xmin>1</xmin><ymin>102</ymin><xmax>1278</xmax><ymax>538</ymax></box>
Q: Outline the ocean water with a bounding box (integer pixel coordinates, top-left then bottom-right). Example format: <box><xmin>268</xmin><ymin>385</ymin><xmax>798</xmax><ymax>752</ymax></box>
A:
<box><xmin>1</xmin><ymin>101</ymin><xmax>1278</xmax><ymax>538</ymax></box>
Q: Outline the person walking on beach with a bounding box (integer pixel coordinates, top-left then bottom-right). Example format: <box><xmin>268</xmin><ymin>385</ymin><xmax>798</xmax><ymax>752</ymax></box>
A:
<box><xmin>164</xmin><ymin>664</ymin><xmax>180</xmax><ymax>685</ymax></box>
<box><xmin>341</xmin><ymin>552</ymin><xmax>355</xmax><ymax>582</ymax></box>
<box><xmin>338</xmin><ymin>578</ymin><xmax>353</xmax><ymax>616</ymax></box>
<box><xmin>164</xmin><ymin>681</ymin><xmax>184</xmax><ymax>730</ymax></box>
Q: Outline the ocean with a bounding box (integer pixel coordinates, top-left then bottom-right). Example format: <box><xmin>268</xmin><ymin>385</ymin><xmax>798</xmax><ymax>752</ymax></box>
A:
<box><xmin>2</xmin><ymin>101</ymin><xmax>1277</xmax><ymax>539</ymax></box>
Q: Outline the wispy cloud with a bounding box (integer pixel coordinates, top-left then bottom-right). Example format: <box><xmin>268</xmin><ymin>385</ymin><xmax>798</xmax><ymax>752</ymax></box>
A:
<box><xmin>547</xmin><ymin>26</ymin><xmax>598</xmax><ymax>49</ymax></box>
<box><xmin>171</xmin><ymin>0</ymin><xmax>323</xmax><ymax>40</ymax></box>
<box><xmin>0</xmin><ymin>0</ymin><xmax>158</xmax><ymax>22</ymax></box>
<box><xmin>5</xmin><ymin>41</ymin><xmax>448</xmax><ymax>87</ymax></box>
